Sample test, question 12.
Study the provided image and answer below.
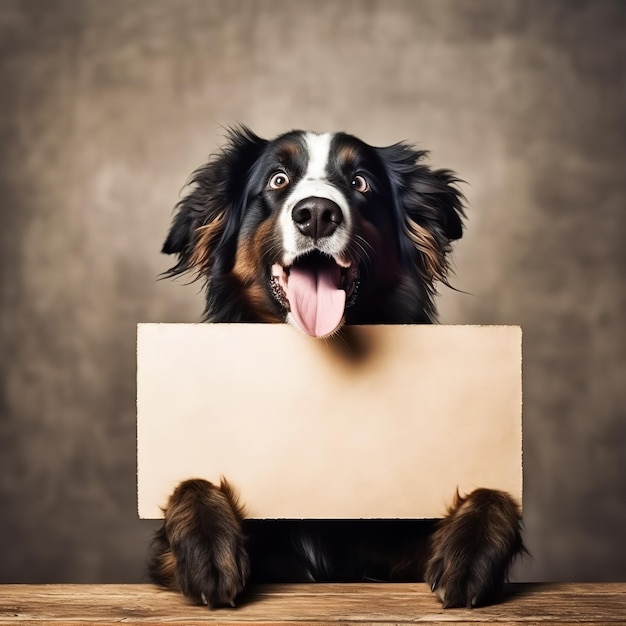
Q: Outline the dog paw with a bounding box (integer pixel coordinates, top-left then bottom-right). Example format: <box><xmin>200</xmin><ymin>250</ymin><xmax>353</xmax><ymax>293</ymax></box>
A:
<box><xmin>424</xmin><ymin>488</ymin><xmax>524</xmax><ymax>608</ymax></box>
<box><xmin>149</xmin><ymin>478</ymin><xmax>250</xmax><ymax>608</ymax></box>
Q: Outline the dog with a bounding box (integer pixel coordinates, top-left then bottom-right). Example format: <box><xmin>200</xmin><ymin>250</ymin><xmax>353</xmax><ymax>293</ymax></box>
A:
<box><xmin>149</xmin><ymin>127</ymin><xmax>524</xmax><ymax>609</ymax></box>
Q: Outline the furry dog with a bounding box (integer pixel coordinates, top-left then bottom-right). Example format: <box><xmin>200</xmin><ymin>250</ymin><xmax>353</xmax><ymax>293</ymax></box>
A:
<box><xmin>149</xmin><ymin>127</ymin><xmax>523</xmax><ymax>608</ymax></box>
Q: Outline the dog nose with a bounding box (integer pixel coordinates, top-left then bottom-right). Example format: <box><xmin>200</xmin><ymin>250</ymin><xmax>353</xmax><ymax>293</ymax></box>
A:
<box><xmin>292</xmin><ymin>197</ymin><xmax>344</xmax><ymax>239</ymax></box>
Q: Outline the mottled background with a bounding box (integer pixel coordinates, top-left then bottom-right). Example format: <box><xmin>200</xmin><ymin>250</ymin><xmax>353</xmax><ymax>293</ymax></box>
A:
<box><xmin>0</xmin><ymin>0</ymin><xmax>624</xmax><ymax>584</ymax></box>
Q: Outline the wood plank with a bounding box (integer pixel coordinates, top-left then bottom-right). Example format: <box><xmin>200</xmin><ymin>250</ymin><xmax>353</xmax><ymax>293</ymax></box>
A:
<box><xmin>1</xmin><ymin>583</ymin><xmax>624</xmax><ymax>624</ymax></box>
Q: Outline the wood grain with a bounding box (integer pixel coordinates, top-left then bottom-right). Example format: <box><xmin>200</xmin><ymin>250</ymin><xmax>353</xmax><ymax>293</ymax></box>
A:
<box><xmin>0</xmin><ymin>583</ymin><xmax>624</xmax><ymax>625</ymax></box>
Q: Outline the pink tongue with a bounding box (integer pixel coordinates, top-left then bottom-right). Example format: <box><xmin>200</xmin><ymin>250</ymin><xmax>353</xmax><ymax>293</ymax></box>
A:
<box><xmin>286</xmin><ymin>265</ymin><xmax>346</xmax><ymax>337</ymax></box>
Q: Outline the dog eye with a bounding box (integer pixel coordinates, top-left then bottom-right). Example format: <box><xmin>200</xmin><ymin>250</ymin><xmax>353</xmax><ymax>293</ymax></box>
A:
<box><xmin>268</xmin><ymin>172</ymin><xmax>290</xmax><ymax>190</ymax></box>
<box><xmin>351</xmin><ymin>174</ymin><xmax>370</xmax><ymax>193</ymax></box>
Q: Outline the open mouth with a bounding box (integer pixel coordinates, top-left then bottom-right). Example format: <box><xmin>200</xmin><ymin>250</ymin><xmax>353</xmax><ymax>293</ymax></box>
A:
<box><xmin>270</xmin><ymin>251</ymin><xmax>360</xmax><ymax>338</ymax></box>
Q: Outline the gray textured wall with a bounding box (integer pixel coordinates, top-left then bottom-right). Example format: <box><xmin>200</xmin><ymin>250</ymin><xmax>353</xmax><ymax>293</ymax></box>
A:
<box><xmin>1</xmin><ymin>0</ymin><xmax>624</xmax><ymax>584</ymax></box>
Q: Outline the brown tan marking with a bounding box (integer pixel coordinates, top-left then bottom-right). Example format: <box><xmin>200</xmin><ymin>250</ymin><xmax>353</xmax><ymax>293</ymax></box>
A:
<box><xmin>335</xmin><ymin>142</ymin><xmax>359</xmax><ymax>169</ymax></box>
<box><xmin>276</xmin><ymin>138</ymin><xmax>303</xmax><ymax>164</ymax></box>
<box><xmin>405</xmin><ymin>217</ymin><xmax>448</xmax><ymax>284</ymax></box>
<box><xmin>188</xmin><ymin>211</ymin><xmax>226</xmax><ymax>276</ymax></box>
<box><xmin>231</xmin><ymin>218</ymin><xmax>284</xmax><ymax>323</ymax></box>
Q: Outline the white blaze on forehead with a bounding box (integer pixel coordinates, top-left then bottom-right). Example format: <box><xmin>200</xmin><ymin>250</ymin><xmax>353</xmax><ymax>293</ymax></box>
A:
<box><xmin>303</xmin><ymin>132</ymin><xmax>333</xmax><ymax>179</ymax></box>
<box><xmin>279</xmin><ymin>132</ymin><xmax>351</xmax><ymax>264</ymax></box>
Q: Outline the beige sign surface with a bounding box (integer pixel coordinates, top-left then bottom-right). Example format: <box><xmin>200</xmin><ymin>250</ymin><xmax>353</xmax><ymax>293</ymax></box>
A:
<box><xmin>137</xmin><ymin>324</ymin><xmax>522</xmax><ymax>519</ymax></box>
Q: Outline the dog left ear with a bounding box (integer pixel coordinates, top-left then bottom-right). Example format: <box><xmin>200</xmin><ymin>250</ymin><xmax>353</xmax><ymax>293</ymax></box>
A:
<box><xmin>161</xmin><ymin>126</ymin><xmax>268</xmax><ymax>281</ymax></box>
<box><xmin>376</xmin><ymin>143</ymin><xmax>465</xmax><ymax>285</ymax></box>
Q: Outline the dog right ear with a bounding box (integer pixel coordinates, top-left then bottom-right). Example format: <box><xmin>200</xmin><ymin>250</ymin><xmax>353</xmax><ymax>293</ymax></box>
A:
<box><xmin>161</xmin><ymin>126</ymin><xmax>268</xmax><ymax>280</ymax></box>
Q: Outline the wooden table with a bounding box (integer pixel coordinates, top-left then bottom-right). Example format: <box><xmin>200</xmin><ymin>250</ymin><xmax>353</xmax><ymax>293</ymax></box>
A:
<box><xmin>0</xmin><ymin>583</ymin><xmax>624</xmax><ymax>624</ymax></box>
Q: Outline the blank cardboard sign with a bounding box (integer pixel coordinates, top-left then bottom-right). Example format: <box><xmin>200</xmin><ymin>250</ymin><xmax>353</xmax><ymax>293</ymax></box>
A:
<box><xmin>137</xmin><ymin>324</ymin><xmax>522</xmax><ymax>519</ymax></box>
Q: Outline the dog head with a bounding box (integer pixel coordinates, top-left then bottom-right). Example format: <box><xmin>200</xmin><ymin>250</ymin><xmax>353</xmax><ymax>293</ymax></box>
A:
<box><xmin>162</xmin><ymin>127</ymin><xmax>465</xmax><ymax>337</ymax></box>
